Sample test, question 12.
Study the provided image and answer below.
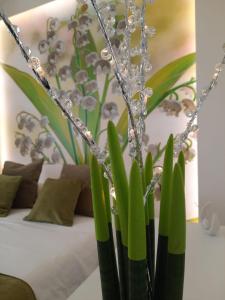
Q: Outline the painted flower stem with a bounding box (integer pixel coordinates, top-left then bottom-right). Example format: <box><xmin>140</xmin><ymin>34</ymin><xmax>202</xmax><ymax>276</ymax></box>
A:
<box><xmin>16</xmin><ymin>111</ymin><xmax>67</xmax><ymax>163</ymax></box>
<box><xmin>95</xmin><ymin>74</ymin><xmax>110</xmax><ymax>142</ymax></box>
<box><xmin>55</xmin><ymin>74</ymin><xmax>79</xmax><ymax>164</ymax></box>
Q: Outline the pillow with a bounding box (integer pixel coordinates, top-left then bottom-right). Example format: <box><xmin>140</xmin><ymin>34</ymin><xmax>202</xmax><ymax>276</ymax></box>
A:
<box><xmin>24</xmin><ymin>178</ymin><xmax>81</xmax><ymax>226</ymax></box>
<box><xmin>0</xmin><ymin>175</ymin><xmax>22</xmax><ymax>217</ymax></box>
<box><xmin>2</xmin><ymin>160</ymin><xmax>44</xmax><ymax>208</ymax></box>
<box><xmin>60</xmin><ymin>164</ymin><xmax>93</xmax><ymax>217</ymax></box>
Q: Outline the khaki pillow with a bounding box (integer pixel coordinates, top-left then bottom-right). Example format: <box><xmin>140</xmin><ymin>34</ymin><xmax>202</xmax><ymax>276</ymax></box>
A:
<box><xmin>60</xmin><ymin>164</ymin><xmax>93</xmax><ymax>217</ymax></box>
<box><xmin>24</xmin><ymin>178</ymin><xmax>81</xmax><ymax>226</ymax></box>
<box><xmin>0</xmin><ymin>175</ymin><xmax>22</xmax><ymax>217</ymax></box>
<box><xmin>2</xmin><ymin>160</ymin><xmax>44</xmax><ymax>208</ymax></box>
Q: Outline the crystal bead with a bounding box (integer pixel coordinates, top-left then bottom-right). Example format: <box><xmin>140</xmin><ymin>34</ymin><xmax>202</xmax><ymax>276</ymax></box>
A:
<box><xmin>144</xmin><ymin>87</ymin><xmax>153</xmax><ymax>97</ymax></box>
<box><xmin>191</xmin><ymin>124</ymin><xmax>199</xmax><ymax>132</ymax></box>
<box><xmin>144</xmin><ymin>26</ymin><xmax>156</xmax><ymax>37</ymax></box>
<box><xmin>105</xmin><ymin>16</ymin><xmax>115</xmax><ymax>26</ymax></box>
<box><xmin>128</xmin><ymin>15</ymin><xmax>135</xmax><ymax>25</ymax></box>
<box><xmin>13</xmin><ymin>25</ymin><xmax>20</xmax><ymax>34</ymax></box>
<box><xmin>215</xmin><ymin>63</ymin><xmax>223</xmax><ymax>72</ymax></box>
<box><xmin>154</xmin><ymin>166</ymin><xmax>163</xmax><ymax>175</ymax></box>
<box><xmin>110</xmin><ymin>187</ymin><xmax>116</xmax><ymax>198</ymax></box>
<box><xmin>144</xmin><ymin>60</ymin><xmax>153</xmax><ymax>72</ymax></box>
<box><xmin>103</xmin><ymin>172</ymin><xmax>108</xmax><ymax>179</ymax></box>
<box><xmin>24</xmin><ymin>47</ymin><xmax>32</xmax><ymax>57</ymax></box>
<box><xmin>111</xmin><ymin>206</ymin><xmax>118</xmax><ymax>215</ymax></box>
<box><xmin>128</xmin><ymin>23</ymin><xmax>136</xmax><ymax>33</ymax></box>
<box><xmin>101</xmin><ymin>48</ymin><xmax>112</xmax><ymax>60</ymax></box>
<box><xmin>28</xmin><ymin>56</ymin><xmax>41</xmax><ymax>70</ymax></box>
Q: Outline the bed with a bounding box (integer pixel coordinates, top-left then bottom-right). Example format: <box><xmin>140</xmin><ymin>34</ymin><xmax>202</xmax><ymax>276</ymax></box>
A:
<box><xmin>0</xmin><ymin>209</ymin><xmax>98</xmax><ymax>300</ymax></box>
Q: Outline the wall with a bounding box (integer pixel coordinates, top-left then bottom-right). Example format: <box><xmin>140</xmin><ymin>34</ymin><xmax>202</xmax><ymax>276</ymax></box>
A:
<box><xmin>197</xmin><ymin>0</ymin><xmax>225</xmax><ymax>223</ymax></box>
<box><xmin>0</xmin><ymin>0</ymin><xmax>54</xmax><ymax>16</ymax></box>
<box><xmin>0</xmin><ymin>0</ymin><xmax>197</xmax><ymax>219</ymax></box>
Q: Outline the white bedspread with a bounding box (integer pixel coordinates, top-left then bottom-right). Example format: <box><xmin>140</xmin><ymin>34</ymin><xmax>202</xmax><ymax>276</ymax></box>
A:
<box><xmin>0</xmin><ymin>209</ymin><xmax>98</xmax><ymax>300</ymax></box>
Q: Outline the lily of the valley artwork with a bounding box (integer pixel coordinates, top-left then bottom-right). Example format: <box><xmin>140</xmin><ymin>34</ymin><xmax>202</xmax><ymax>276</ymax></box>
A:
<box><xmin>0</xmin><ymin>0</ymin><xmax>196</xmax><ymax>166</ymax></box>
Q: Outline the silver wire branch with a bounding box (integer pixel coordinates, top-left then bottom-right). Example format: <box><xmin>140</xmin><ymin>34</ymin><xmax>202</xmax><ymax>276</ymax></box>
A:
<box><xmin>0</xmin><ymin>11</ymin><xmax>113</xmax><ymax>183</ymax></box>
<box><xmin>139</xmin><ymin>0</ymin><xmax>147</xmax><ymax>144</ymax></box>
<box><xmin>90</xmin><ymin>0</ymin><xmax>143</xmax><ymax>169</ymax></box>
<box><xmin>144</xmin><ymin>53</ymin><xmax>225</xmax><ymax>203</ymax></box>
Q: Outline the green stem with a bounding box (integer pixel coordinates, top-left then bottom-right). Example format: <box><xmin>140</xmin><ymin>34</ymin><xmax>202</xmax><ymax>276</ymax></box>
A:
<box><xmin>55</xmin><ymin>74</ymin><xmax>79</xmax><ymax>164</ymax></box>
<box><xmin>72</xmin><ymin>34</ymin><xmax>88</xmax><ymax>163</ymax></box>
<box><xmin>94</xmin><ymin>74</ymin><xmax>110</xmax><ymax>142</ymax></box>
<box><xmin>164</xmin><ymin>79</ymin><xmax>196</xmax><ymax>100</ymax></box>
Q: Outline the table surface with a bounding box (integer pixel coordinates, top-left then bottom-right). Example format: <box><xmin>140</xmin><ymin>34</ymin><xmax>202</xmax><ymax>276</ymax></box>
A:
<box><xmin>68</xmin><ymin>223</ymin><xmax>225</xmax><ymax>300</ymax></box>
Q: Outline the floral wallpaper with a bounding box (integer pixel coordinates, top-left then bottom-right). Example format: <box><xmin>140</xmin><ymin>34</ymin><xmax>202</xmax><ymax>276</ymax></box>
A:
<box><xmin>0</xmin><ymin>0</ymin><xmax>198</xmax><ymax>218</ymax></box>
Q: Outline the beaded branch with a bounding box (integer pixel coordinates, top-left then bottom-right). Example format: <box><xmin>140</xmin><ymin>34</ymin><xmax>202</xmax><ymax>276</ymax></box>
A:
<box><xmin>1</xmin><ymin>1</ymin><xmax>225</xmax><ymax>204</ymax></box>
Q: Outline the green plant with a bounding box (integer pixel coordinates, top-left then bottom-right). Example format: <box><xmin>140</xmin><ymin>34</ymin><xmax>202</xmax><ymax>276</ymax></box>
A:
<box><xmin>90</xmin><ymin>121</ymin><xmax>186</xmax><ymax>300</ymax></box>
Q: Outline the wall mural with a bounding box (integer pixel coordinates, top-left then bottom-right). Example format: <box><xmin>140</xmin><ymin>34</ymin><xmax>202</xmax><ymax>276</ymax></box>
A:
<box><xmin>0</xmin><ymin>0</ymin><xmax>197</xmax><ymax>218</ymax></box>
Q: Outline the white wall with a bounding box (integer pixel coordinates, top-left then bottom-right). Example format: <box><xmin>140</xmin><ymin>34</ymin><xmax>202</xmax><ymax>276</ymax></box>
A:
<box><xmin>0</xmin><ymin>0</ymin><xmax>54</xmax><ymax>16</ymax></box>
<box><xmin>196</xmin><ymin>0</ymin><xmax>225</xmax><ymax>223</ymax></box>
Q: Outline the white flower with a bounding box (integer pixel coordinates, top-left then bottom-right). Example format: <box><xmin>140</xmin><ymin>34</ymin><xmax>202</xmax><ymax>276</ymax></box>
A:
<box><xmin>85</xmin><ymin>52</ymin><xmax>99</xmax><ymax>67</ymax></box>
<box><xmin>25</xmin><ymin>118</ymin><xmax>35</xmax><ymax>132</ymax></box>
<box><xmin>76</xmin><ymin>70</ymin><xmax>88</xmax><ymax>84</ymax></box>
<box><xmin>95</xmin><ymin>60</ymin><xmax>111</xmax><ymax>74</ymax></box>
<box><xmin>55</xmin><ymin>40</ymin><xmax>65</xmax><ymax>55</ymax></box>
<box><xmin>85</xmin><ymin>80</ymin><xmax>98</xmax><ymax>94</ymax></box>
<box><xmin>70</xmin><ymin>88</ymin><xmax>82</xmax><ymax>105</ymax></box>
<box><xmin>40</xmin><ymin>116</ymin><xmax>49</xmax><ymax>128</ymax></box>
<box><xmin>15</xmin><ymin>137</ymin><xmax>22</xmax><ymax>148</ymax></box>
<box><xmin>102</xmin><ymin>102</ymin><xmax>118</xmax><ymax>119</ymax></box>
<box><xmin>49</xmin><ymin>18</ymin><xmax>60</xmax><ymax>32</ymax></box>
<box><xmin>18</xmin><ymin>116</ymin><xmax>26</xmax><ymax>130</ymax></box>
<box><xmin>81</xmin><ymin>96</ymin><xmax>97</xmax><ymax>111</ymax></box>
<box><xmin>51</xmin><ymin>150</ymin><xmax>61</xmax><ymax>163</ymax></box>
<box><xmin>58</xmin><ymin>66</ymin><xmax>71</xmax><ymax>81</ymax></box>
<box><xmin>44</xmin><ymin>134</ymin><xmax>54</xmax><ymax>148</ymax></box>
<box><xmin>38</xmin><ymin>40</ymin><xmax>49</xmax><ymax>54</ymax></box>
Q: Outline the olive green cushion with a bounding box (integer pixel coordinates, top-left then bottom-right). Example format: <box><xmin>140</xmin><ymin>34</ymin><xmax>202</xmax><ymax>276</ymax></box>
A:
<box><xmin>0</xmin><ymin>175</ymin><xmax>22</xmax><ymax>217</ymax></box>
<box><xmin>60</xmin><ymin>164</ymin><xmax>93</xmax><ymax>217</ymax></box>
<box><xmin>2</xmin><ymin>160</ymin><xmax>44</xmax><ymax>208</ymax></box>
<box><xmin>24</xmin><ymin>178</ymin><xmax>81</xmax><ymax>226</ymax></box>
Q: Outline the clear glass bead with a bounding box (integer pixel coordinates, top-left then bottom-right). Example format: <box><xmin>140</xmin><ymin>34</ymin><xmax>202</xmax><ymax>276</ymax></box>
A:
<box><xmin>101</xmin><ymin>48</ymin><xmax>112</xmax><ymax>61</ymax></box>
<box><xmin>191</xmin><ymin>124</ymin><xmax>199</xmax><ymax>132</ymax></box>
<box><xmin>13</xmin><ymin>25</ymin><xmax>20</xmax><ymax>34</ymax></box>
<box><xmin>144</xmin><ymin>26</ymin><xmax>156</xmax><ymax>37</ymax></box>
<box><xmin>28</xmin><ymin>57</ymin><xmax>41</xmax><ymax>70</ymax></box>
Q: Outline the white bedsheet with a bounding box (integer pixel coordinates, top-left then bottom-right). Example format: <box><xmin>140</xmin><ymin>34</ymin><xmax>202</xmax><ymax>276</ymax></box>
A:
<box><xmin>0</xmin><ymin>209</ymin><xmax>98</xmax><ymax>300</ymax></box>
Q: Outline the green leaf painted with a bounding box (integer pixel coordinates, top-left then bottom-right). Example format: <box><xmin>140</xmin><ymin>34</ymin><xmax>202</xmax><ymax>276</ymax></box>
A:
<box><xmin>107</xmin><ymin>121</ymin><xmax>128</xmax><ymax>246</ymax></box>
<box><xmin>90</xmin><ymin>155</ymin><xmax>109</xmax><ymax>242</ymax></box>
<box><xmin>168</xmin><ymin>163</ymin><xmax>186</xmax><ymax>254</ymax></box>
<box><xmin>117</xmin><ymin>53</ymin><xmax>196</xmax><ymax>147</ymax></box>
<box><xmin>128</xmin><ymin>160</ymin><xmax>146</xmax><ymax>261</ymax></box>
<box><xmin>0</xmin><ymin>62</ymin><xmax>83</xmax><ymax>163</ymax></box>
<box><xmin>159</xmin><ymin>134</ymin><xmax>174</xmax><ymax>236</ymax></box>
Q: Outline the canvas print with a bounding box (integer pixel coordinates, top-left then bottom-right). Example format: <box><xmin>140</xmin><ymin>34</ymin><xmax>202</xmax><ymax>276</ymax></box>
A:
<box><xmin>0</xmin><ymin>0</ymin><xmax>197</xmax><ymax>218</ymax></box>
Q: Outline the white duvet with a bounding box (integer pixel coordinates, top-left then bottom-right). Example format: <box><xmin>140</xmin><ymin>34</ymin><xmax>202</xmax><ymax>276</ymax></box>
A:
<box><xmin>0</xmin><ymin>209</ymin><xmax>98</xmax><ymax>300</ymax></box>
